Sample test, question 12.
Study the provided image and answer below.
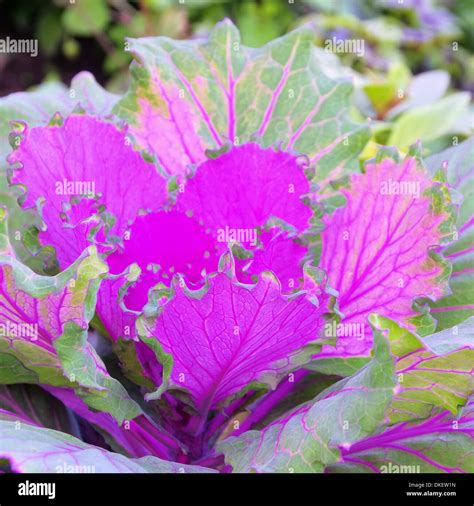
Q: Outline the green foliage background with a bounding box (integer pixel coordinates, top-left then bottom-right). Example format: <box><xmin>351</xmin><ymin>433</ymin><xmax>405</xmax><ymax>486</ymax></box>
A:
<box><xmin>0</xmin><ymin>0</ymin><xmax>473</xmax><ymax>93</ymax></box>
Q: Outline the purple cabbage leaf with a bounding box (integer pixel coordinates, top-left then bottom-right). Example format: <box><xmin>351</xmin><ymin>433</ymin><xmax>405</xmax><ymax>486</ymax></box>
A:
<box><xmin>0</xmin><ymin>19</ymin><xmax>471</xmax><ymax>475</ymax></box>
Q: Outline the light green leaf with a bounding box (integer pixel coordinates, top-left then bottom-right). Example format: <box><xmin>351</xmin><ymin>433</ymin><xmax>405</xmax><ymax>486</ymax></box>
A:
<box><xmin>70</xmin><ymin>71</ymin><xmax>121</xmax><ymax>116</ymax></box>
<box><xmin>115</xmin><ymin>19</ymin><xmax>369</xmax><ymax>187</ymax></box>
<box><xmin>305</xmin><ymin>356</ymin><xmax>370</xmax><ymax>377</ymax></box>
<box><xmin>386</xmin><ymin>70</ymin><xmax>450</xmax><ymax>119</ymax></box>
<box><xmin>388</xmin><ymin>93</ymin><xmax>470</xmax><ymax>149</ymax></box>
<box><xmin>0</xmin><ymin>82</ymin><xmax>70</xmax><ymax>167</ymax></box>
<box><xmin>371</xmin><ymin>315</ymin><xmax>474</xmax><ymax>424</ymax></box>
<box><xmin>0</xmin><ymin>211</ymin><xmax>140</xmax><ymax>423</ymax></box>
<box><xmin>423</xmin><ymin>317</ymin><xmax>474</xmax><ymax>355</ymax></box>
<box><xmin>425</xmin><ymin>138</ymin><xmax>474</xmax><ymax>329</ymax></box>
<box><xmin>62</xmin><ymin>0</ymin><xmax>110</xmax><ymax>36</ymax></box>
<box><xmin>328</xmin><ymin>400</ymin><xmax>474</xmax><ymax>473</ymax></box>
<box><xmin>218</xmin><ymin>330</ymin><xmax>396</xmax><ymax>472</ymax></box>
<box><xmin>0</xmin><ymin>421</ymin><xmax>215</xmax><ymax>473</ymax></box>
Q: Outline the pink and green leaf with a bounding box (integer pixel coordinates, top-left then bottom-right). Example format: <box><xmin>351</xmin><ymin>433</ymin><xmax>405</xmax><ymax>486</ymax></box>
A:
<box><xmin>0</xmin><ymin>210</ymin><xmax>140</xmax><ymax>423</ymax></box>
<box><xmin>217</xmin><ymin>329</ymin><xmax>396</xmax><ymax>472</ymax></box>
<box><xmin>115</xmin><ymin>19</ymin><xmax>369</xmax><ymax>183</ymax></box>
<box><xmin>371</xmin><ymin>315</ymin><xmax>474</xmax><ymax>424</ymax></box>
<box><xmin>318</xmin><ymin>149</ymin><xmax>454</xmax><ymax>357</ymax></box>
<box><xmin>0</xmin><ymin>73</ymin><xmax>119</xmax><ymax>169</ymax></box>
<box><xmin>9</xmin><ymin>114</ymin><xmax>169</xmax><ymax>270</ymax></box>
<box><xmin>331</xmin><ymin>402</ymin><xmax>474</xmax><ymax>473</ymax></box>
<box><xmin>0</xmin><ymin>82</ymin><xmax>70</xmax><ymax>168</ymax></box>
<box><xmin>0</xmin><ymin>420</ymin><xmax>215</xmax><ymax>473</ymax></box>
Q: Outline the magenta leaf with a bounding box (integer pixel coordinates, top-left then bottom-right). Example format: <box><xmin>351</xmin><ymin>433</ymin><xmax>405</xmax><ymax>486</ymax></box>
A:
<box><xmin>177</xmin><ymin>143</ymin><xmax>313</xmax><ymax>236</ymax></box>
<box><xmin>106</xmin><ymin>210</ymin><xmax>220</xmax><ymax>313</ymax></box>
<box><xmin>318</xmin><ymin>150</ymin><xmax>453</xmax><ymax>356</ymax></box>
<box><xmin>95</xmin><ymin>144</ymin><xmax>314</xmax><ymax>352</ymax></box>
<box><xmin>176</xmin><ymin>143</ymin><xmax>313</xmax><ymax>288</ymax></box>
<box><xmin>95</xmin><ymin>209</ymin><xmax>222</xmax><ymax>370</ymax></box>
<box><xmin>136</xmin><ymin>256</ymin><xmax>331</xmax><ymax>418</ymax></box>
<box><xmin>9</xmin><ymin>114</ymin><xmax>168</xmax><ymax>270</ymax></box>
<box><xmin>235</xmin><ymin>228</ymin><xmax>308</xmax><ymax>292</ymax></box>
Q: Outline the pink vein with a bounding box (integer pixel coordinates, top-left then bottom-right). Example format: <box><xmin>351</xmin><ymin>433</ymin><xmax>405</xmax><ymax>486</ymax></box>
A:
<box><xmin>257</xmin><ymin>38</ymin><xmax>300</xmax><ymax>138</ymax></box>
<box><xmin>161</xmin><ymin>51</ymin><xmax>223</xmax><ymax>146</ymax></box>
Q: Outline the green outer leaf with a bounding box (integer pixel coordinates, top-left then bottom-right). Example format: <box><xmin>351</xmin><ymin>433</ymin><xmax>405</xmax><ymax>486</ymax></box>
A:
<box><xmin>388</xmin><ymin>93</ymin><xmax>471</xmax><ymax>149</ymax></box>
<box><xmin>0</xmin><ymin>172</ymin><xmax>56</xmax><ymax>274</ymax></box>
<box><xmin>371</xmin><ymin>315</ymin><xmax>474</xmax><ymax>424</ymax></box>
<box><xmin>112</xmin><ymin>338</ymin><xmax>155</xmax><ymax>390</ymax></box>
<box><xmin>253</xmin><ymin>372</ymin><xmax>342</xmax><ymax>430</ymax></box>
<box><xmin>328</xmin><ymin>401</ymin><xmax>474</xmax><ymax>473</ymax></box>
<box><xmin>0</xmin><ymin>82</ymin><xmax>70</xmax><ymax>168</ymax></box>
<box><xmin>0</xmin><ymin>421</ymin><xmax>215</xmax><ymax>473</ymax></box>
<box><xmin>62</xmin><ymin>0</ymin><xmax>110</xmax><ymax>36</ymax></box>
<box><xmin>217</xmin><ymin>330</ymin><xmax>396</xmax><ymax>473</ymax></box>
<box><xmin>70</xmin><ymin>71</ymin><xmax>121</xmax><ymax>116</ymax></box>
<box><xmin>115</xmin><ymin>19</ymin><xmax>369</xmax><ymax>186</ymax></box>
<box><xmin>0</xmin><ymin>212</ymin><xmax>140</xmax><ymax>423</ymax></box>
<box><xmin>422</xmin><ymin>316</ymin><xmax>474</xmax><ymax>355</ymax></box>
<box><xmin>425</xmin><ymin>139</ymin><xmax>474</xmax><ymax>329</ymax></box>
<box><xmin>305</xmin><ymin>356</ymin><xmax>370</xmax><ymax>377</ymax></box>
<box><xmin>0</xmin><ymin>354</ymin><xmax>38</xmax><ymax>383</ymax></box>
<box><xmin>137</xmin><ymin>334</ymin><xmax>174</xmax><ymax>402</ymax></box>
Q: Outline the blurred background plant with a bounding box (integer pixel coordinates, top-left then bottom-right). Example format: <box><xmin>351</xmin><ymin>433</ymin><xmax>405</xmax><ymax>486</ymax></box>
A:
<box><xmin>0</xmin><ymin>0</ymin><xmax>472</xmax><ymax>156</ymax></box>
